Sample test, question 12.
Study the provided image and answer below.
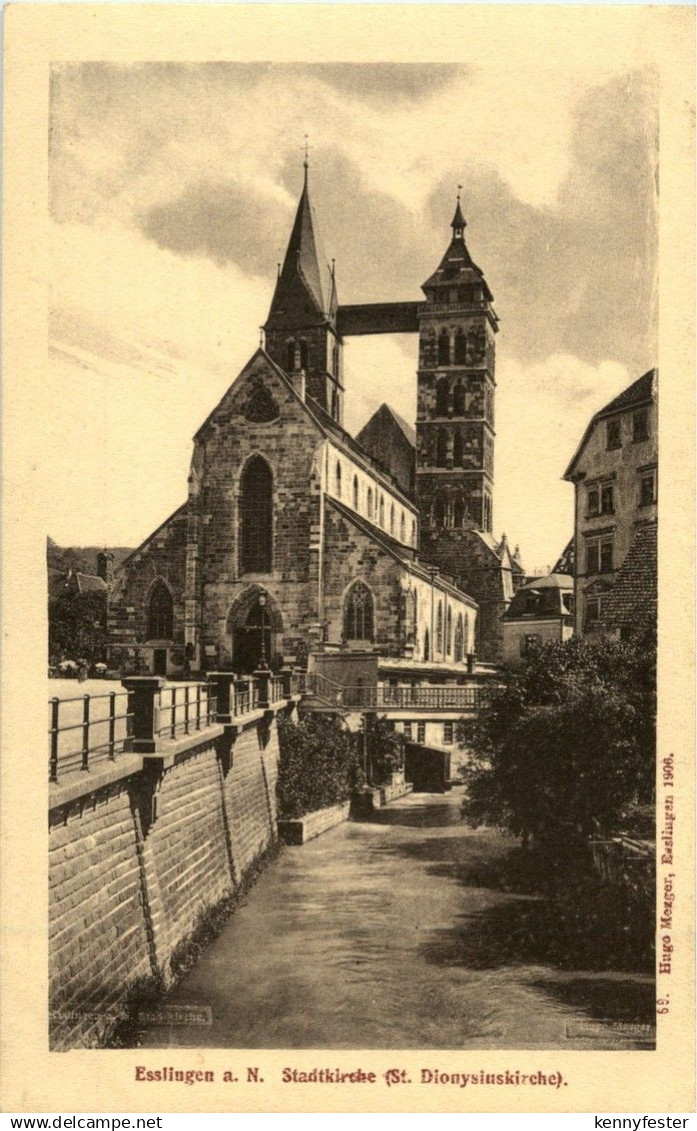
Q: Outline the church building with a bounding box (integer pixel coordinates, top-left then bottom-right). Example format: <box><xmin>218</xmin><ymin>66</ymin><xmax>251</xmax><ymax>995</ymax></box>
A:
<box><xmin>108</xmin><ymin>161</ymin><xmax>522</xmax><ymax>676</ymax></box>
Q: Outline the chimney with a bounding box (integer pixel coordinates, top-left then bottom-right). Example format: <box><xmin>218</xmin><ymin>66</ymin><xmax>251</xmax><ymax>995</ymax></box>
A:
<box><xmin>97</xmin><ymin>550</ymin><xmax>115</xmax><ymax>585</ymax></box>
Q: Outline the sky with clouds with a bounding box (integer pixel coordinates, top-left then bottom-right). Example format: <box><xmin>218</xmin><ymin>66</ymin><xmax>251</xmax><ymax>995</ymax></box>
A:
<box><xmin>49</xmin><ymin>59</ymin><xmax>657</xmax><ymax>572</ymax></box>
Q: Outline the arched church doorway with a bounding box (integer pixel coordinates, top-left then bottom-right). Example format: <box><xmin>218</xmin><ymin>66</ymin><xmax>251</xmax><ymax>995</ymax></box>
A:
<box><xmin>229</xmin><ymin>591</ymin><xmax>282</xmax><ymax>673</ymax></box>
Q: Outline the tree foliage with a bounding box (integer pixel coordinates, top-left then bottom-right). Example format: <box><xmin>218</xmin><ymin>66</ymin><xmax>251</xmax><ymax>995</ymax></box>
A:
<box><xmin>277</xmin><ymin>713</ymin><xmax>365</xmax><ymax>820</ymax></box>
<box><xmin>457</xmin><ymin>631</ymin><xmax>656</xmax><ymax>846</ymax></box>
<box><xmin>362</xmin><ymin>713</ymin><xmax>405</xmax><ymax>785</ymax></box>
<box><xmin>49</xmin><ymin>591</ymin><xmax>108</xmax><ymax>664</ymax></box>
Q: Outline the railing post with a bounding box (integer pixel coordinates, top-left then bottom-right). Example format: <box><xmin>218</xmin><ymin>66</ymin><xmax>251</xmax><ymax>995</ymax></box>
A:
<box><xmin>49</xmin><ymin>697</ymin><xmax>60</xmax><ymax>783</ymax></box>
<box><xmin>108</xmin><ymin>692</ymin><xmax>116</xmax><ymax>761</ymax></box>
<box><xmin>170</xmin><ymin>686</ymin><xmax>177</xmax><ymax>740</ymax></box>
<box><xmin>255</xmin><ymin>665</ymin><xmax>270</xmax><ymax>710</ymax></box>
<box><xmin>207</xmin><ymin>671</ymin><xmax>236</xmax><ymax>724</ymax></box>
<box><xmin>280</xmin><ymin>667</ymin><xmax>293</xmax><ymax>698</ymax></box>
<box><xmin>121</xmin><ymin>677</ymin><xmax>165</xmax><ymax>753</ymax></box>
<box><xmin>81</xmin><ymin>694</ymin><xmax>90</xmax><ymax>771</ymax></box>
<box><xmin>184</xmin><ymin>685</ymin><xmax>190</xmax><ymax>736</ymax></box>
<box><xmin>195</xmin><ymin>683</ymin><xmax>202</xmax><ymax>730</ymax></box>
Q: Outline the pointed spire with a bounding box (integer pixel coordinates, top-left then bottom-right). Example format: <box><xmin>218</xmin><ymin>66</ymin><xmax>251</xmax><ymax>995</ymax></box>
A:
<box><xmin>266</xmin><ymin>147</ymin><xmax>335</xmax><ymax>328</ymax></box>
<box><xmin>451</xmin><ymin>184</ymin><xmax>466</xmax><ymax>233</ymax></box>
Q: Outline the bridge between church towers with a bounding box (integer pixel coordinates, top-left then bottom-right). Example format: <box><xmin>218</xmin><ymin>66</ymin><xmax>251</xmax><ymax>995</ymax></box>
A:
<box><xmin>336</xmin><ymin>302</ymin><xmax>420</xmax><ymax>337</ymax></box>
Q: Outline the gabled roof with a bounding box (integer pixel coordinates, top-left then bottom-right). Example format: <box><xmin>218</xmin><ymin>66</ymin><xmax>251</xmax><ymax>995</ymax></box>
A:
<box><xmin>265</xmin><ymin>170</ymin><xmax>336</xmax><ymax>330</ymax></box>
<box><xmin>194</xmin><ymin>347</ymin><xmax>417</xmax><ymax>511</ymax></box>
<box><xmin>74</xmin><ymin>572</ymin><xmax>108</xmax><ymax>594</ymax></box>
<box><xmin>604</xmin><ymin>522</ymin><xmax>657</xmax><ymax>630</ymax></box>
<box><xmin>553</xmin><ymin>538</ymin><xmax>575</xmax><ymax>576</ymax></box>
<box><xmin>355</xmin><ymin>403</ymin><xmax>416</xmax><ymax>498</ymax></box>
<box><xmin>564</xmin><ymin>369</ymin><xmax>658</xmax><ymax>480</ymax></box>
<box><xmin>379</xmin><ymin>403</ymin><xmax>416</xmax><ymax>449</ymax></box>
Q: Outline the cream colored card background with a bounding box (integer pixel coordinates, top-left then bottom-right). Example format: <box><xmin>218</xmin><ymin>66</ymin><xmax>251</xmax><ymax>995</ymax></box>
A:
<box><xmin>2</xmin><ymin>3</ymin><xmax>695</xmax><ymax>1114</ymax></box>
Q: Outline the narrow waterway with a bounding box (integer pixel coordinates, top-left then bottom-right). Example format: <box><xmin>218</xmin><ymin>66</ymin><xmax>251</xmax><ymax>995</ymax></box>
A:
<box><xmin>137</xmin><ymin>789</ymin><xmax>654</xmax><ymax>1050</ymax></box>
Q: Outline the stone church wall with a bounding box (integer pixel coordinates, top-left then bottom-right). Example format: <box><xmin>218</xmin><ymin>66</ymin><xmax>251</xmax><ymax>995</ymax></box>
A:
<box><xmin>192</xmin><ymin>358</ymin><xmax>325</xmax><ymax>667</ymax></box>
<box><xmin>322</xmin><ymin>503</ymin><xmax>404</xmax><ymax>651</ymax></box>
<box><xmin>108</xmin><ymin>505</ymin><xmax>188</xmax><ymax>668</ymax></box>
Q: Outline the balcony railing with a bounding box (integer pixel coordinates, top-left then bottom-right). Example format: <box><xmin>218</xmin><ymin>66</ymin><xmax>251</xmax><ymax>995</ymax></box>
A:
<box><xmin>303</xmin><ymin>672</ymin><xmax>492</xmax><ymax>712</ymax></box>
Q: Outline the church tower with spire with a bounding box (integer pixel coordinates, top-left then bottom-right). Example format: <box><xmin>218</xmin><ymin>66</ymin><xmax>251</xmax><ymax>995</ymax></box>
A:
<box><xmin>263</xmin><ymin>159</ymin><xmax>343</xmax><ymax>423</ymax></box>
<box><xmin>416</xmin><ymin>194</ymin><xmax>498</xmax><ymax>541</ymax></box>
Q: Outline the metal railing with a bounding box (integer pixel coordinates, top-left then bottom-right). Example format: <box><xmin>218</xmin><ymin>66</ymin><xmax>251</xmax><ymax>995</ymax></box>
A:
<box><xmin>303</xmin><ymin>672</ymin><xmax>492</xmax><ymax>712</ymax></box>
<box><xmin>231</xmin><ymin>678</ymin><xmax>259</xmax><ymax>717</ymax></box>
<box><xmin>157</xmin><ymin>682</ymin><xmax>217</xmax><ymax>739</ymax></box>
<box><xmin>48</xmin><ymin>690</ymin><xmax>134</xmax><ymax>783</ymax></box>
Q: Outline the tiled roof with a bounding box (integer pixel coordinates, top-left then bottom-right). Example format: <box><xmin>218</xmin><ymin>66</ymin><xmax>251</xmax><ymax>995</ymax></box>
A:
<box><xmin>76</xmin><ymin>572</ymin><xmax>108</xmax><ymax>593</ymax></box>
<box><xmin>604</xmin><ymin>522</ymin><xmax>657</xmax><ymax>629</ymax></box>
<box><xmin>598</xmin><ymin>369</ymin><xmax>657</xmax><ymax>418</ymax></box>
<box><xmin>503</xmin><ymin>573</ymin><xmax>573</xmax><ymax>620</ymax></box>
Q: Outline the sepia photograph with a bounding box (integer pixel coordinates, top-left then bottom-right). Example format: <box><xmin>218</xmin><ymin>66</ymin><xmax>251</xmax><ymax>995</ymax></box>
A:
<box><xmin>2</xmin><ymin>2</ymin><xmax>694</xmax><ymax>1116</ymax></box>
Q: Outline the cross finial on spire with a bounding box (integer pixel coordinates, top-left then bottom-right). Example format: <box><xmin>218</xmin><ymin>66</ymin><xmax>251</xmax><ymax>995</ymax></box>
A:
<box><xmin>451</xmin><ymin>186</ymin><xmax>466</xmax><ymax>233</ymax></box>
<box><xmin>302</xmin><ymin>134</ymin><xmax>312</xmax><ymax>183</ymax></box>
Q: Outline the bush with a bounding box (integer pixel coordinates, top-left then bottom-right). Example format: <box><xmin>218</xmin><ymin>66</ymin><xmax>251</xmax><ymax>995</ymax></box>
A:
<box><xmin>361</xmin><ymin>714</ymin><xmax>405</xmax><ymax>785</ymax></box>
<box><xmin>457</xmin><ymin>630</ymin><xmax>656</xmax><ymax>848</ymax></box>
<box><xmin>277</xmin><ymin>713</ymin><xmax>364</xmax><ymax>819</ymax></box>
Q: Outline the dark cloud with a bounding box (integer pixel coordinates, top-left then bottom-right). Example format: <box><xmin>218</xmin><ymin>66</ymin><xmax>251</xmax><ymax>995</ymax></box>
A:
<box><xmin>284</xmin><ymin>63</ymin><xmax>465</xmax><ymax>104</ymax></box>
<box><xmin>141</xmin><ymin>179</ymin><xmax>285</xmax><ymax>276</ymax></box>
<box><xmin>424</xmin><ymin>69</ymin><xmax>658</xmax><ymax>374</ymax></box>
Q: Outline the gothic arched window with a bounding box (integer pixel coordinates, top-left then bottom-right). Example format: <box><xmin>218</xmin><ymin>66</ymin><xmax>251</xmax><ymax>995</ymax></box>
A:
<box><xmin>240</xmin><ymin>455</ymin><xmax>273</xmax><ymax>573</ymax></box>
<box><xmin>148</xmin><ymin>581</ymin><xmax>173</xmax><ymax>641</ymax></box>
<box><xmin>436</xmin><ymin>377</ymin><xmax>449</xmax><ymax>416</ymax></box>
<box><xmin>379</xmin><ymin>495</ymin><xmax>385</xmax><ymax>527</ymax></box>
<box><xmin>400</xmin><ymin>512</ymin><xmax>406</xmax><ymax>542</ymax></box>
<box><xmin>344</xmin><ymin>582</ymin><xmax>374</xmax><ymax>642</ymax></box>
<box><xmin>336</xmin><ymin>461</ymin><xmax>342</xmax><ymax>498</ymax></box>
<box><xmin>436</xmin><ymin>428</ymin><xmax>448</xmax><ymax>467</ymax></box>
<box><xmin>436</xmin><ymin>601</ymin><xmax>444</xmax><ymax>654</ymax></box>
<box><xmin>464</xmin><ymin>614</ymin><xmax>471</xmax><ymax>655</ymax></box>
<box><xmin>389</xmin><ymin>504</ymin><xmax>395</xmax><ymax>535</ymax></box>
<box><xmin>453</xmin><ymin>430</ymin><xmax>464</xmax><ymax>466</ymax></box>
<box><xmin>367</xmin><ymin>486</ymin><xmax>373</xmax><ymax>518</ymax></box>
<box><xmin>286</xmin><ymin>339</ymin><xmax>296</xmax><ymax>371</ymax></box>
<box><xmin>299</xmin><ymin>339</ymin><xmax>309</xmax><ymax>370</ymax></box>
<box><xmin>454</xmin><ymin>329</ymin><xmax>467</xmax><ymax>366</ymax></box>
<box><xmin>446</xmin><ymin>607</ymin><xmax>452</xmax><ymax>655</ymax></box>
<box><xmin>423</xmin><ymin>628</ymin><xmax>430</xmax><ymax>662</ymax></box>
<box><xmin>353</xmin><ymin>475</ymin><xmax>359</xmax><ymax>509</ymax></box>
<box><xmin>438</xmin><ymin>330</ymin><xmax>450</xmax><ymax>367</ymax></box>
<box><xmin>454</xmin><ymin>494</ymin><xmax>465</xmax><ymax>527</ymax></box>
<box><xmin>453</xmin><ymin>378</ymin><xmax>465</xmax><ymax>415</ymax></box>
<box><xmin>434</xmin><ymin>494</ymin><xmax>446</xmax><ymax>526</ymax></box>
<box><xmin>412</xmin><ymin>519</ymin><xmax>417</xmax><ymax>545</ymax></box>
<box><xmin>454</xmin><ymin>615</ymin><xmax>464</xmax><ymax>662</ymax></box>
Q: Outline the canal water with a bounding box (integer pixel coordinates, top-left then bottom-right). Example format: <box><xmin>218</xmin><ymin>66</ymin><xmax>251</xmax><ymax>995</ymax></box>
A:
<box><xmin>137</xmin><ymin>790</ymin><xmax>654</xmax><ymax>1050</ymax></box>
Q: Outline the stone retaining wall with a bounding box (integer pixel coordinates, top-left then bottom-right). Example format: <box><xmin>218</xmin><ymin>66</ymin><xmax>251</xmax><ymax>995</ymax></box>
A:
<box><xmin>49</xmin><ymin>707</ymin><xmax>290</xmax><ymax>1051</ymax></box>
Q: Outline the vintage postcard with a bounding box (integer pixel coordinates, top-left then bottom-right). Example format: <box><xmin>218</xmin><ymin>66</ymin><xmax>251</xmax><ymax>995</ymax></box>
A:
<box><xmin>1</xmin><ymin>2</ymin><xmax>695</xmax><ymax>1115</ymax></box>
